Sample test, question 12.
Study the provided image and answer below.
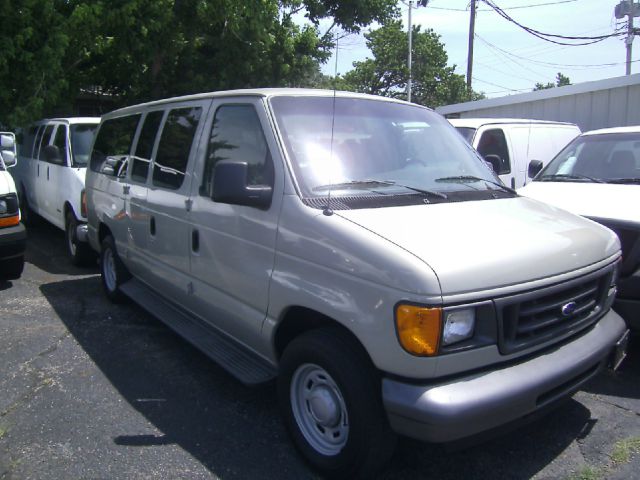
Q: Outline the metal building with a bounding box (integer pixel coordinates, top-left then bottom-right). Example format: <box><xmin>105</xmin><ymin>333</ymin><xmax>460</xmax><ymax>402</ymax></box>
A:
<box><xmin>436</xmin><ymin>74</ymin><xmax>640</xmax><ymax>132</ymax></box>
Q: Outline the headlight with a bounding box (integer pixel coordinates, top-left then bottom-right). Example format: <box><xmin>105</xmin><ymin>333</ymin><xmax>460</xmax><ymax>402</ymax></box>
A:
<box><xmin>0</xmin><ymin>199</ymin><xmax>6</xmax><ymax>214</ymax></box>
<box><xmin>442</xmin><ymin>308</ymin><xmax>476</xmax><ymax>346</ymax></box>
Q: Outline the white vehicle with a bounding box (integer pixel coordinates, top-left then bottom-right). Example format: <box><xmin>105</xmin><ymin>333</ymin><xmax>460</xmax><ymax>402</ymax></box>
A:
<box><xmin>13</xmin><ymin>117</ymin><xmax>99</xmax><ymax>265</ymax></box>
<box><xmin>0</xmin><ymin>132</ymin><xmax>26</xmax><ymax>280</ymax></box>
<box><xmin>86</xmin><ymin>90</ymin><xmax>627</xmax><ymax>477</ymax></box>
<box><xmin>520</xmin><ymin>126</ymin><xmax>640</xmax><ymax>330</ymax></box>
<box><xmin>449</xmin><ymin>118</ymin><xmax>580</xmax><ymax>189</ymax></box>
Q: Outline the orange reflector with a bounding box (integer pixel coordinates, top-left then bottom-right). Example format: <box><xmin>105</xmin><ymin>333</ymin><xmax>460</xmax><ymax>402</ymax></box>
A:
<box><xmin>0</xmin><ymin>215</ymin><xmax>20</xmax><ymax>228</ymax></box>
<box><xmin>395</xmin><ymin>304</ymin><xmax>442</xmax><ymax>356</ymax></box>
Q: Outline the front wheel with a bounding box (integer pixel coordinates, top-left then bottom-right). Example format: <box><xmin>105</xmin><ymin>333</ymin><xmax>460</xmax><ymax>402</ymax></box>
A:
<box><xmin>100</xmin><ymin>235</ymin><xmax>130</xmax><ymax>303</ymax></box>
<box><xmin>65</xmin><ymin>212</ymin><xmax>95</xmax><ymax>266</ymax></box>
<box><xmin>278</xmin><ymin>328</ymin><xmax>397</xmax><ymax>478</ymax></box>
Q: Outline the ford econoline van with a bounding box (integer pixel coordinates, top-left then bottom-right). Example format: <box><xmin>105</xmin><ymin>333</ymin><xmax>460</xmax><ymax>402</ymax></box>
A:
<box><xmin>85</xmin><ymin>89</ymin><xmax>628</xmax><ymax>478</ymax></box>
<box><xmin>450</xmin><ymin>118</ymin><xmax>580</xmax><ymax>189</ymax></box>
<box><xmin>14</xmin><ymin>117</ymin><xmax>99</xmax><ymax>265</ymax></box>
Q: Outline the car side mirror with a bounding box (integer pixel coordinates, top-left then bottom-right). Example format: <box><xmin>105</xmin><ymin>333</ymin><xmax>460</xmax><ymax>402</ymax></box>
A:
<box><xmin>1</xmin><ymin>134</ymin><xmax>15</xmax><ymax>150</ymax></box>
<box><xmin>528</xmin><ymin>160</ymin><xmax>543</xmax><ymax>178</ymax></box>
<box><xmin>0</xmin><ymin>133</ymin><xmax>17</xmax><ymax>167</ymax></box>
<box><xmin>483</xmin><ymin>154</ymin><xmax>501</xmax><ymax>174</ymax></box>
<box><xmin>43</xmin><ymin>145</ymin><xmax>65</xmax><ymax>165</ymax></box>
<box><xmin>212</xmin><ymin>160</ymin><xmax>272</xmax><ymax>209</ymax></box>
<box><xmin>0</xmin><ymin>150</ymin><xmax>16</xmax><ymax>167</ymax></box>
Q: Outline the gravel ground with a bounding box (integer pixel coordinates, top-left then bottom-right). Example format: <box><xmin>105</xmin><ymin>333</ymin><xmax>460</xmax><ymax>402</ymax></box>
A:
<box><xmin>1</xmin><ymin>220</ymin><xmax>639</xmax><ymax>480</ymax></box>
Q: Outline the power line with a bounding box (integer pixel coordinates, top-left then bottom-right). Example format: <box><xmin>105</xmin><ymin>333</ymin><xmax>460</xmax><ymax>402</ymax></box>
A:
<box><xmin>427</xmin><ymin>0</ymin><xmax>578</xmax><ymax>12</ymax></box>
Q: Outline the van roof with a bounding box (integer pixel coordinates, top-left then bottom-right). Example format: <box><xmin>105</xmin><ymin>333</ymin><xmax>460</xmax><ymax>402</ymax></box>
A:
<box><xmin>582</xmin><ymin>125</ymin><xmax>640</xmax><ymax>136</ymax></box>
<box><xmin>448</xmin><ymin>118</ymin><xmax>578</xmax><ymax>129</ymax></box>
<box><xmin>104</xmin><ymin>88</ymin><xmax>426</xmax><ymax>117</ymax></box>
<box><xmin>32</xmin><ymin>117</ymin><xmax>101</xmax><ymax>125</ymax></box>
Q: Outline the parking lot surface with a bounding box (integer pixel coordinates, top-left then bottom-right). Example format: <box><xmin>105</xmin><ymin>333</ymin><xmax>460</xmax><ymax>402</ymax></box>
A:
<box><xmin>1</xmin><ymin>220</ymin><xmax>639</xmax><ymax>479</ymax></box>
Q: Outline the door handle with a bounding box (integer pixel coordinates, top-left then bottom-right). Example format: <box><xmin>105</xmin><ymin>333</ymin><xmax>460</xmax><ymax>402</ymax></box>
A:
<box><xmin>149</xmin><ymin>216</ymin><xmax>156</xmax><ymax>236</ymax></box>
<box><xmin>123</xmin><ymin>185</ymin><xmax>130</xmax><ymax>195</ymax></box>
<box><xmin>47</xmin><ymin>166</ymin><xmax>50</xmax><ymax>180</ymax></box>
<box><xmin>37</xmin><ymin>164</ymin><xmax>40</xmax><ymax>176</ymax></box>
<box><xmin>192</xmin><ymin>229</ymin><xmax>199</xmax><ymax>253</ymax></box>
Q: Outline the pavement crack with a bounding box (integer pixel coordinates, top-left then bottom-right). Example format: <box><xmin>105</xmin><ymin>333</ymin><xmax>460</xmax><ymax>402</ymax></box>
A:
<box><xmin>596</xmin><ymin>397</ymin><xmax>640</xmax><ymax>417</ymax></box>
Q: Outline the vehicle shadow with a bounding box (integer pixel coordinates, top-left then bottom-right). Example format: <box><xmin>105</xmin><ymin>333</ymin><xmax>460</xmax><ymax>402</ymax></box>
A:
<box><xmin>24</xmin><ymin>220</ymin><xmax>98</xmax><ymax>276</ymax></box>
<box><xmin>0</xmin><ymin>279</ymin><xmax>14</xmax><ymax>291</ymax></box>
<box><xmin>41</xmin><ymin>276</ymin><xmax>598</xmax><ymax>480</ymax></box>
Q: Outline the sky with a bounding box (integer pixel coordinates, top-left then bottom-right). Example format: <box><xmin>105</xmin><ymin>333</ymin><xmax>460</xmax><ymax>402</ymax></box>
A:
<box><xmin>317</xmin><ymin>0</ymin><xmax>638</xmax><ymax>99</ymax></box>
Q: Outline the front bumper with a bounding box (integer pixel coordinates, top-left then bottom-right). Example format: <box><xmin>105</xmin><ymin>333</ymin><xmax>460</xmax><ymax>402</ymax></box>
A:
<box><xmin>0</xmin><ymin>222</ymin><xmax>27</xmax><ymax>260</ymax></box>
<box><xmin>382</xmin><ymin>309</ymin><xmax>628</xmax><ymax>443</ymax></box>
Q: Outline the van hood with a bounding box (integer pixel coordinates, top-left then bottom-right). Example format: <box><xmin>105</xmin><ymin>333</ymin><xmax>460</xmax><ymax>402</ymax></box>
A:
<box><xmin>336</xmin><ymin>197</ymin><xmax>619</xmax><ymax>296</ymax></box>
<box><xmin>518</xmin><ymin>181</ymin><xmax>640</xmax><ymax>225</ymax></box>
<box><xmin>0</xmin><ymin>172</ymin><xmax>16</xmax><ymax>194</ymax></box>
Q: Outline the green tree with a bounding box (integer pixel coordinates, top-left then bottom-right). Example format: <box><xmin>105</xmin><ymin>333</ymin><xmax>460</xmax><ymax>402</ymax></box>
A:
<box><xmin>338</xmin><ymin>20</ymin><xmax>482</xmax><ymax>107</ymax></box>
<box><xmin>533</xmin><ymin>72</ymin><xmax>571</xmax><ymax>91</ymax></box>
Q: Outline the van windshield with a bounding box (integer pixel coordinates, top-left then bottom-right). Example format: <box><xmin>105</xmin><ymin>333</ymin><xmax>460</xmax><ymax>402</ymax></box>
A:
<box><xmin>70</xmin><ymin>124</ymin><xmax>98</xmax><ymax>167</ymax></box>
<box><xmin>270</xmin><ymin>96</ymin><xmax>504</xmax><ymax>201</ymax></box>
<box><xmin>536</xmin><ymin>132</ymin><xmax>640</xmax><ymax>184</ymax></box>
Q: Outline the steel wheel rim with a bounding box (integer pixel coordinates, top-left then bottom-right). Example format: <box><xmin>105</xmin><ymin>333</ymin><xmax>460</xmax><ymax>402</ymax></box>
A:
<box><xmin>290</xmin><ymin>363</ymin><xmax>349</xmax><ymax>456</ymax></box>
<box><xmin>67</xmin><ymin>223</ymin><xmax>77</xmax><ymax>257</ymax></box>
<box><xmin>102</xmin><ymin>247</ymin><xmax>117</xmax><ymax>292</ymax></box>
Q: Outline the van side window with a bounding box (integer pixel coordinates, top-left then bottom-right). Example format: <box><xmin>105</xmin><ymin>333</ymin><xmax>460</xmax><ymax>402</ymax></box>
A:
<box><xmin>38</xmin><ymin>125</ymin><xmax>55</xmax><ymax>160</ymax></box>
<box><xmin>152</xmin><ymin>106</ymin><xmax>202</xmax><ymax>190</ymax></box>
<box><xmin>90</xmin><ymin>115</ymin><xmax>141</xmax><ymax>173</ymax></box>
<box><xmin>53</xmin><ymin>125</ymin><xmax>69</xmax><ymax>165</ymax></box>
<box><xmin>32</xmin><ymin>126</ymin><xmax>45</xmax><ymax>159</ymax></box>
<box><xmin>477</xmin><ymin>129</ymin><xmax>510</xmax><ymax>174</ymax></box>
<box><xmin>201</xmin><ymin>105</ymin><xmax>273</xmax><ymax>197</ymax></box>
<box><xmin>132</xmin><ymin>111</ymin><xmax>164</xmax><ymax>183</ymax></box>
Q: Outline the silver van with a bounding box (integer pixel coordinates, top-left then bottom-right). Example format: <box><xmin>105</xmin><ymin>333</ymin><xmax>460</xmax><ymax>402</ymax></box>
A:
<box><xmin>85</xmin><ymin>89</ymin><xmax>629</xmax><ymax>478</ymax></box>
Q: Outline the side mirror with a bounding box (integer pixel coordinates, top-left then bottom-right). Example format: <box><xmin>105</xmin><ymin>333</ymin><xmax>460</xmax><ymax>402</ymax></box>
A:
<box><xmin>212</xmin><ymin>160</ymin><xmax>272</xmax><ymax>209</ymax></box>
<box><xmin>0</xmin><ymin>134</ymin><xmax>15</xmax><ymax>149</ymax></box>
<box><xmin>0</xmin><ymin>150</ymin><xmax>16</xmax><ymax>167</ymax></box>
<box><xmin>43</xmin><ymin>144</ymin><xmax>65</xmax><ymax>165</ymax></box>
<box><xmin>528</xmin><ymin>160</ymin><xmax>543</xmax><ymax>178</ymax></box>
<box><xmin>483</xmin><ymin>154</ymin><xmax>501</xmax><ymax>174</ymax></box>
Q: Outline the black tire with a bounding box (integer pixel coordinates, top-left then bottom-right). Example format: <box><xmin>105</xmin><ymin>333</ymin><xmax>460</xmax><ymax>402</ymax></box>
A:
<box><xmin>18</xmin><ymin>187</ymin><xmax>34</xmax><ymax>226</ymax></box>
<box><xmin>65</xmin><ymin>212</ymin><xmax>95</xmax><ymax>267</ymax></box>
<box><xmin>0</xmin><ymin>256</ymin><xmax>24</xmax><ymax>280</ymax></box>
<box><xmin>278</xmin><ymin>327</ymin><xmax>397</xmax><ymax>479</ymax></box>
<box><xmin>100</xmin><ymin>235</ymin><xmax>130</xmax><ymax>303</ymax></box>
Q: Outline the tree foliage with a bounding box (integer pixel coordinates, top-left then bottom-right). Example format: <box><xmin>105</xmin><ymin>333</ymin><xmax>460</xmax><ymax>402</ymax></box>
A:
<box><xmin>533</xmin><ymin>72</ymin><xmax>571</xmax><ymax>91</ymax></box>
<box><xmin>0</xmin><ymin>0</ymin><xmax>399</xmax><ymax>127</ymax></box>
<box><xmin>337</xmin><ymin>20</ymin><xmax>483</xmax><ymax>107</ymax></box>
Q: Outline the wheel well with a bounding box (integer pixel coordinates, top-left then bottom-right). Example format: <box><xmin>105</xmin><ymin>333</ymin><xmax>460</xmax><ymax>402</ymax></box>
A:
<box><xmin>63</xmin><ymin>202</ymin><xmax>74</xmax><ymax>220</ymax></box>
<box><xmin>98</xmin><ymin>223</ymin><xmax>112</xmax><ymax>245</ymax></box>
<box><xmin>274</xmin><ymin>307</ymin><xmax>371</xmax><ymax>363</ymax></box>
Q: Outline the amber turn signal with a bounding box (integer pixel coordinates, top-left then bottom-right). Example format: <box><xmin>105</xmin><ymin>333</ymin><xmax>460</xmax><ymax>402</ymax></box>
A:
<box><xmin>395</xmin><ymin>304</ymin><xmax>442</xmax><ymax>356</ymax></box>
<box><xmin>0</xmin><ymin>215</ymin><xmax>20</xmax><ymax>228</ymax></box>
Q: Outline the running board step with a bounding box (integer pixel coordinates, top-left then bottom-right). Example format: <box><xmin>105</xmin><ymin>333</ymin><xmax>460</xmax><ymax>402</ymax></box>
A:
<box><xmin>120</xmin><ymin>279</ymin><xmax>276</xmax><ymax>385</ymax></box>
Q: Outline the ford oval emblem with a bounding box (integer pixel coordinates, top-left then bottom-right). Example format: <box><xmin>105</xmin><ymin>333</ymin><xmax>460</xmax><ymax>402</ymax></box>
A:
<box><xmin>561</xmin><ymin>301</ymin><xmax>577</xmax><ymax>317</ymax></box>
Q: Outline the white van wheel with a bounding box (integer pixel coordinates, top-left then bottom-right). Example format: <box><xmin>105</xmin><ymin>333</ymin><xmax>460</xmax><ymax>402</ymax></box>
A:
<box><xmin>278</xmin><ymin>328</ymin><xmax>396</xmax><ymax>478</ymax></box>
<box><xmin>100</xmin><ymin>236</ymin><xmax>129</xmax><ymax>303</ymax></box>
<box><xmin>65</xmin><ymin>212</ymin><xmax>94</xmax><ymax>266</ymax></box>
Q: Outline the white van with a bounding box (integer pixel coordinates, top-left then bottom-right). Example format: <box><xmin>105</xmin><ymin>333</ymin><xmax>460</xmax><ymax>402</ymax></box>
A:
<box><xmin>13</xmin><ymin>117</ymin><xmax>99</xmax><ymax>265</ymax></box>
<box><xmin>0</xmin><ymin>132</ymin><xmax>26</xmax><ymax>280</ymax></box>
<box><xmin>449</xmin><ymin>118</ymin><xmax>580</xmax><ymax>189</ymax></box>
<box><xmin>520</xmin><ymin>126</ymin><xmax>640</xmax><ymax>331</ymax></box>
<box><xmin>86</xmin><ymin>90</ymin><xmax>627</xmax><ymax>478</ymax></box>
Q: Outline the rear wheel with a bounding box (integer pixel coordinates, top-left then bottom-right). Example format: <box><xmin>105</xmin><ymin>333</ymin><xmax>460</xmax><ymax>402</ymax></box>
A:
<box><xmin>278</xmin><ymin>327</ymin><xmax>397</xmax><ymax>479</ymax></box>
<box><xmin>65</xmin><ymin>212</ymin><xmax>94</xmax><ymax>266</ymax></box>
<box><xmin>18</xmin><ymin>187</ymin><xmax>34</xmax><ymax>225</ymax></box>
<box><xmin>0</xmin><ymin>256</ymin><xmax>24</xmax><ymax>280</ymax></box>
<box><xmin>100</xmin><ymin>235</ymin><xmax>130</xmax><ymax>303</ymax></box>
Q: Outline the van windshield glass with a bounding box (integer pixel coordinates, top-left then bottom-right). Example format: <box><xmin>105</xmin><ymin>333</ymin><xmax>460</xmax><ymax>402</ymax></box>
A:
<box><xmin>70</xmin><ymin>124</ymin><xmax>98</xmax><ymax>167</ymax></box>
<box><xmin>270</xmin><ymin>96</ymin><xmax>500</xmax><ymax>198</ymax></box>
<box><xmin>536</xmin><ymin>132</ymin><xmax>640</xmax><ymax>184</ymax></box>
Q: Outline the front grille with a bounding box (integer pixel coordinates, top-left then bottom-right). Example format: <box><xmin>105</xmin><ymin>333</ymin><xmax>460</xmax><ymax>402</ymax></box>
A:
<box><xmin>496</xmin><ymin>266</ymin><xmax>612</xmax><ymax>354</ymax></box>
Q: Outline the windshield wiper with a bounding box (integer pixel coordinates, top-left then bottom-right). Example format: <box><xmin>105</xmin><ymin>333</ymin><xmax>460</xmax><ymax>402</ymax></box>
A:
<box><xmin>435</xmin><ymin>175</ymin><xmax>517</xmax><ymax>194</ymax></box>
<box><xmin>539</xmin><ymin>173</ymin><xmax>605</xmax><ymax>184</ymax></box>
<box><xmin>313</xmin><ymin>179</ymin><xmax>447</xmax><ymax>199</ymax></box>
<box><xmin>605</xmin><ymin>177</ymin><xmax>640</xmax><ymax>185</ymax></box>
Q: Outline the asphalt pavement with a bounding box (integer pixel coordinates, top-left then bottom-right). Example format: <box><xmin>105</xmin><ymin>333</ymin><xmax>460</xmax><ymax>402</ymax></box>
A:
<box><xmin>1</xmin><ymin>220</ymin><xmax>639</xmax><ymax>480</ymax></box>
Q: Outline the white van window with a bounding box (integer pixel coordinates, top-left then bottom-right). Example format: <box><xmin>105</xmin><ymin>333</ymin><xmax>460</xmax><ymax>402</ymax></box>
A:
<box><xmin>152</xmin><ymin>106</ymin><xmax>202</xmax><ymax>191</ymax></box>
<box><xmin>91</xmin><ymin>115</ymin><xmax>141</xmax><ymax>173</ymax></box>
<box><xmin>37</xmin><ymin>125</ymin><xmax>55</xmax><ymax>160</ymax></box>
<box><xmin>131</xmin><ymin>111</ymin><xmax>164</xmax><ymax>183</ymax></box>
<box><xmin>53</xmin><ymin>125</ymin><xmax>69</xmax><ymax>165</ymax></box>
<box><xmin>476</xmin><ymin>129</ymin><xmax>510</xmax><ymax>174</ymax></box>
<box><xmin>201</xmin><ymin>105</ymin><xmax>273</xmax><ymax>197</ymax></box>
<box><xmin>70</xmin><ymin>124</ymin><xmax>98</xmax><ymax>167</ymax></box>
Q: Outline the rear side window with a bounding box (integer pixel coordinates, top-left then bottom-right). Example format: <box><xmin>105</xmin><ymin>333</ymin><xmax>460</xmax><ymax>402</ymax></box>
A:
<box><xmin>477</xmin><ymin>129</ymin><xmax>511</xmax><ymax>174</ymax></box>
<box><xmin>38</xmin><ymin>125</ymin><xmax>55</xmax><ymax>160</ymax></box>
<box><xmin>131</xmin><ymin>111</ymin><xmax>164</xmax><ymax>183</ymax></box>
<box><xmin>90</xmin><ymin>115</ymin><xmax>141</xmax><ymax>173</ymax></box>
<box><xmin>152</xmin><ymin>106</ymin><xmax>202</xmax><ymax>190</ymax></box>
<box><xmin>53</xmin><ymin>125</ymin><xmax>69</xmax><ymax>165</ymax></box>
<box><xmin>201</xmin><ymin>104</ymin><xmax>273</xmax><ymax>197</ymax></box>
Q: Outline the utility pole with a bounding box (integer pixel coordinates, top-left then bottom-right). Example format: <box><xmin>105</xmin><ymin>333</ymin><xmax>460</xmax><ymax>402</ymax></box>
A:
<box><xmin>467</xmin><ymin>0</ymin><xmax>477</xmax><ymax>90</ymax></box>
<box><xmin>408</xmin><ymin>0</ymin><xmax>413</xmax><ymax>102</ymax></box>
<box><xmin>627</xmin><ymin>0</ymin><xmax>634</xmax><ymax>75</ymax></box>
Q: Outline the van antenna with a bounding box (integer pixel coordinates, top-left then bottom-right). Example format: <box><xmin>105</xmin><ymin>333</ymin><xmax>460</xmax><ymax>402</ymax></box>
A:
<box><xmin>323</xmin><ymin>32</ymin><xmax>340</xmax><ymax>217</ymax></box>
